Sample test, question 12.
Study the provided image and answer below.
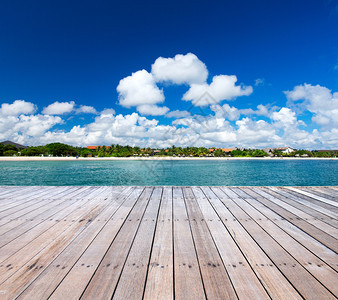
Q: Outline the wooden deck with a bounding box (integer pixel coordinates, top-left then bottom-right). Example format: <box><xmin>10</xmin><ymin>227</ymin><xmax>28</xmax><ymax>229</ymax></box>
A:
<box><xmin>0</xmin><ymin>186</ymin><xmax>337</xmax><ymax>300</ymax></box>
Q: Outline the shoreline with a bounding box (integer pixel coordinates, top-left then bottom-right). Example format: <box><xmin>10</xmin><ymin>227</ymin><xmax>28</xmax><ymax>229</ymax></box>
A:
<box><xmin>0</xmin><ymin>156</ymin><xmax>337</xmax><ymax>161</ymax></box>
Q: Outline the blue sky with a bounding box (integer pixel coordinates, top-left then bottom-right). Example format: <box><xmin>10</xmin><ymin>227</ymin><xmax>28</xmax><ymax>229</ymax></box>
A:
<box><xmin>0</xmin><ymin>0</ymin><xmax>337</xmax><ymax>148</ymax></box>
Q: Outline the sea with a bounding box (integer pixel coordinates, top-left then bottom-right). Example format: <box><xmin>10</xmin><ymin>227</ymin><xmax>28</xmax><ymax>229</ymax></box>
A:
<box><xmin>0</xmin><ymin>159</ymin><xmax>337</xmax><ymax>186</ymax></box>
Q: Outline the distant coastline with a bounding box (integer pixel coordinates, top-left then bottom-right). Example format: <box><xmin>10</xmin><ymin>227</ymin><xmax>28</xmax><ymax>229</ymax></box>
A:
<box><xmin>0</xmin><ymin>156</ymin><xmax>337</xmax><ymax>161</ymax></box>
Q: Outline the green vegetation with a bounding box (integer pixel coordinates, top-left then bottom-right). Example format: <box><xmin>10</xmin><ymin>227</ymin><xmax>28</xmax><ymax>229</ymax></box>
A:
<box><xmin>230</xmin><ymin>149</ymin><xmax>267</xmax><ymax>157</ymax></box>
<box><xmin>0</xmin><ymin>142</ymin><xmax>337</xmax><ymax>158</ymax></box>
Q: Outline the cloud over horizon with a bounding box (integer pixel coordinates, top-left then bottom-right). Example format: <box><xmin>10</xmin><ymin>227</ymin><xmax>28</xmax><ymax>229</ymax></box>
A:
<box><xmin>1</xmin><ymin>54</ymin><xmax>337</xmax><ymax>149</ymax></box>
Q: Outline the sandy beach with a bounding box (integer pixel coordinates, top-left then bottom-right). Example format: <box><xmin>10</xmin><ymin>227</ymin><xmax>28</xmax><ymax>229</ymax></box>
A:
<box><xmin>0</xmin><ymin>156</ymin><xmax>336</xmax><ymax>161</ymax></box>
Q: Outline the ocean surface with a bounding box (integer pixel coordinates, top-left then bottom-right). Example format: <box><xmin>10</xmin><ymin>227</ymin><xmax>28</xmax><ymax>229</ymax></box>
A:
<box><xmin>0</xmin><ymin>159</ymin><xmax>337</xmax><ymax>186</ymax></box>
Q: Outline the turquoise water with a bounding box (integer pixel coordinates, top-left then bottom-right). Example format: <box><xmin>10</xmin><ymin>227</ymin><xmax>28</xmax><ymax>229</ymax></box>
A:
<box><xmin>0</xmin><ymin>160</ymin><xmax>337</xmax><ymax>186</ymax></box>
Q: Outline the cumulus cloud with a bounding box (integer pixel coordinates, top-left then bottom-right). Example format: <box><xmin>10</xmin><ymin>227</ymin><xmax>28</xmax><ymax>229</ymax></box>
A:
<box><xmin>2</xmin><ymin>102</ymin><xmax>337</xmax><ymax>149</ymax></box>
<box><xmin>0</xmin><ymin>100</ymin><xmax>36</xmax><ymax>116</ymax></box>
<box><xmin>0</xmin><ymin>113</ymin><xmax>62</xmax><ymax>145</ymax></box>
<box><xmin>210</xmin><ymin>104</ymin><xmax>274</xmax><ymax>122</ymax></box>
<box><xmin>182</xmin><ymin>75</ymin><xmax>253</xmax><ymax>106</ymax></box>
<box><xmin>100</xmin><ymin>108</ymin><xmax>116</xmax><ymax>116</ymax></box>
<box><xmin>271</xmin><ymin>107</ymin><xmax>298</xmax><ymax>127</ymax></box>
<box><xmin>75</xmin><ymin>105</ymin><xmax>97</xmax><ymax>114</ymax></box>
<box><xmin>165</xmin><ymin>110</ymin><xmax>191</xmax><ymax>118</ymax></box>
<box><xmin>136</xmin><ymin>104</ymin><xmax>169</xmax><ymax>116</ymax></box>
<box><xmin>285</xmin><ymin>84</ymin><xmax>338</xmax><ymax>126</ymax></box>
<box><xmin>117</xmin><ymin>70</ymin><xmax>165</xmax><ymax>109</ymax></box>
<box><xmin>151</xmin><ymin>53</ymin><xmax>208</xmax><ymax>85</ymax></box>
<box><xmin>236</xmin><ymin>118</ymin><xmax>278</xmax><ymax>145</ymax></box>
<box><xmin>2</xmin><ymin>82</ymin><xmax>338</xmax><ymax>149</ymax></box>
<box><xmin>42</xmin><ymin>101</ymin><xmax>75</xmax><ymax>115</ymax></box>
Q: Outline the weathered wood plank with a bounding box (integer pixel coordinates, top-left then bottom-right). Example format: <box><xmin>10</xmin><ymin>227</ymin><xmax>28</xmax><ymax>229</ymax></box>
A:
<box><xmin>143</xmin><ymin>187</ymin><xmax>174</xmax><ymax>300</ymax></box>
<box><xmin>0</xmin><ymin>186</ymin><xmax>335</xmax><ymax>299</ymax></box>
<box><xmin>173</xmin><ymin>187</ymin><xmax>205</xmax><ymax>300</ymax></box>
<box><xmin>0</xmin><ymin>187</ymin><xmax>94</xmax><ymax>248</ymax></box>
<box><xmin>232</xmin><ymin>187</ymin><xmax>338</xmax><ymax>296</ymax></box>
<box><xmin>266</xmin><ymin>187</ymin><xmax>338</xmax><ymax>227</ymax></box>
<box><xmin>112</xmin><ymin>187</ymin><xmax>163</xmax><ymax>299</ymax></box>
<box><xmin>239</xmin><ymin>187</ymin><xmax>338</xmax><ymax>272</ymax></box>
<box><xmin>183</xmin><ymin>187</ymin><xmax>237</xmax><ymax>300</ymax></box>
<box><xmin>287</xmin><ymin>187</ymin><xmax>338</xmax><ymax>208</ymax></box>
<box><xmin>192</xmin><ymin>187</ymin><xmax>269</xmax><ymax>299</ymax></box>
<box><xmin>0</xmin><ymin>191</ymin><xmax>110</xmax><ymax>298</ymax></box>
<box><xmin>220</xmin><ymin>187</ymin><xmax>335</xmax><ymax>300</ymax></box>
<box><xmin>18</xmin><ymin>187</ymin><xmax>135</xmax><ymax>300</ymax></box>
<box><xmin>274</xmin><ymin>187</ymin><xmax>338</xmax><ymax>216</ymax></box>
<box><xmin>246</xmin><ymin>187</ymin><xmax>338</xmax><ymax>252</ymax></box>
<box><xmin>207</xmin><ymin>187</ymin><xmax>302</xmax><ymax>300</ymax></box>
<box><xmin>80</xmin><ymin>187</ymin><xmax>153</xmax><ymax>299</ymax></box>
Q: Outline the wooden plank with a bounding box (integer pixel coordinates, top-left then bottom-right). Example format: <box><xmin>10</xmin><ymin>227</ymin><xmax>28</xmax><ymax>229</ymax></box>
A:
<box><xmin>0</xmin><ymin>189</ymin><xmax>111</xmax><ymax>298</ymax></box>
<box><xmin>206</xmin><ymin>187</ymin><xmax>302</xmax><ymax>299</ymax></box>
<box><xmin>252</xmin><ymin>187</ymin><xmax>338</xmax><ymax>238</ymax></box>
<box><xmin>247</xmin><ymin>187</ymin><xmax>338</xmax><ymax>252</ymax></box>
<box><xmin>172</xmin><ymin>187</ymin><xmax>205</xmax><ymax>300</ymax></box>
<box><xmin>267</xmin><ymin>187</ymin><xmax>338</xmax><ymax>225</ymax></box>
<box><xmin>251</xmin><ymin>188</ymin><xmax>338</xmax><ymax>237</ymax></box>
<box><xmin>113</xmin><ymin>187</ymin><xmax>163</xmax><ymax>299</ymax></box>
<box><xmin>0</xmin><ymin>186</ymin><xmax>37</xmax><ymax>201</ymax></box>
<box><xmin>0</xmin><ymin>198</ymin><xmax>66</xmax><ymax>235</ymax></box>
<box><xmin>0</xmin><ymin>186</ymin><xmax>61</xmax><ymax>215</ymax></box>
<box><xmin>0</xmin><ymin>188</ymin><xmax>74</xmax><ymax>227</ymax></box>
<box><xmin>191</xmin><ymin>187</ymin><xmax>269</xmax><ymax>299</ymax></box>
<box><xmin>277</xmin><ymin>187</ymin><xmax>338</xmax><ymax>216</ymax></box>
<box><xmin>183</xmin><ymin>187</ymin><xmax>237</xmax><ymax>299</ymax></box>
<box><xmin>0</xmin><ymin>187</ymin><xmax>94</xmax><ymax>248</ymax></box>
<box><xmin>307</xmin><ymin>187</ymin><xmax>338</xmax><ymax>201</ymax></box>
<box><xmin>219</xmin><ymin>187</ymin><xmax>336</xmax><ymax>300</ymax></box>
<box><xmin>231</xmin><ymin>187</ymin><xmax>338</xmax><ymax>296</ymax></box>
<box><xmin>17</xmin><ymin>187</ymin><xmax>136</xmax><ymax>300</ymax></box>
<box><xmin>287</xmin><ymin>187</ymin><xmax>338</xmax><ymax>208</ymax></box>
<box><xmin>239</xmin><ymin>188</ymin><xmax>338</xmax><ymax>272</ymax></box>
<box><xmin>0</xmin><ymin>189</ymin><xmax>106</xmax><ymax>279</ymax></box>
<box><xmin>0</xmin><ymin>196</ymin><xmax>89</xmax><ymax>264</ymax></box>
<box><xmin>79</xmin><ymin>187</ymin><xmax>153</xmax><ymax>299</ymax></box>
<box><xmin>325</xmin><ymin>187</ymin><xmax>338</xmax><ymax>196</ymax></box>
<box><xmin>143</xmin><ymin>187</ymin><xmax>174</xmax><ymax>300</ymax></box>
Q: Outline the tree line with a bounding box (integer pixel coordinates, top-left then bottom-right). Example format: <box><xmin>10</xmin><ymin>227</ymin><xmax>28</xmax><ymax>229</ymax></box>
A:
<box><xmin>0</xmin><ymin>142</ymin><xmax>336</xmax><ymax>157</ymax></box>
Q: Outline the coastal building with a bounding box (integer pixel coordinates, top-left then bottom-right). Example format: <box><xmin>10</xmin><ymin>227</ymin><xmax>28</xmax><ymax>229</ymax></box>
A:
<box><xmin>208</xmin><ymin>148</ymin><xmax>235</xmax><ymax>154</ymax></box>
<box><xmin>263</xmin><ymin>147</ymin><xmax>295</xmax><ymax>156</ymax></box>
<box><xmin>275</xmin><ymin>147</ymin><xmax>295</xmax><ymax>154</ymax></box>
<box><xmin>86</xmin><ymin>146</ymin><xmax>110</xmax><ymax>150</ymax></box>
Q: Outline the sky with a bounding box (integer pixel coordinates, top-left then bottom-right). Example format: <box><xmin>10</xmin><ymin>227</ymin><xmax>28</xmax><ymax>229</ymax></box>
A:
<box><xmin>0</xmin><ymin>0</ymin><xmax>337</xmax><ymax>149</ymax></box>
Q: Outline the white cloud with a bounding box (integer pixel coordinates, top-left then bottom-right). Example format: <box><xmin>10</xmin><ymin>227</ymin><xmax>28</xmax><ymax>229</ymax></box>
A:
<box><xmin>210</xmin><ymin>103</ymin><xmax>272</xmax><ymax>122</ymax></box>
<box><xmin>2</xmin><ymin>82</ymin><xmax>338</xmax><ymax>150</ymax></box>
<box><xmin>136</xmin><ymin>104</ymin><xmax>169</xmax><ymax>116</ymax></box>
<box><xmin>236</xmin><ymin>118</ymin><xmax>278</xmax><ymax>146</ymax></box>
<box><xmin>117</xmin><ymin>70</ymin><xmax>165</xmax><ymax>109</ymax></box>
<box><xmin>75</xmin><ymin>105</ymin><xmax>97</xmax><ymax>114</ymax></box>
<box><xmin>42</xmin><ymin>101</ymin><xmax>75</xmax><ymax>115</ymax></box>
<box><xmin>211</xmin><ymin>104</ymin><xmax>240</xmax><ymax>121</ymax></box>
<box><xmin>151</xmin><ymin>53</ymin><xmax>208</xmax><ymax>85</ymax></box>
<box><xmin>100</xmin><ymin>108</ymin><xmax>115</xmax><ymax>116</ymax></box>
<box><xmin>285</xmin><ymin>84</ymin><xmax>338</xmax><ymax>127</ymax></box>
<box><xmin>0</xmin><ymin>113</ymin><xmax>62</xmax><ymax>145</ymax></box>
<box><xmin>254</xmin><ymin>78</ymin><xmax>265</xmax><ymax>86</ymax></box>
<box><xmin>182</xmin><ymin>75</ymin><xmax>253</xmax><ymax>106</ymax></box>
<box><xmin>2</xmin><ymin>103</ymin><xmax>337</xmax><ymax>149</ymax></box>
<box><xmin>240</xmin><ymin>104</ymin><xmax>272</xmax><ymax>117</ymax></box>
<box><xmin>0</xmin><ymin>100</ymin><xmax>36</xmax><ymax>116</ymax></box>
<box><xmin>271</xmin><ymin>107</ymin><xmax>298</xmax><ymax>127</ymax></box>
<box><xmin>165</xmin><ymin>110</ymin><xmax>191</xmax><ymax>118</ymax></box>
